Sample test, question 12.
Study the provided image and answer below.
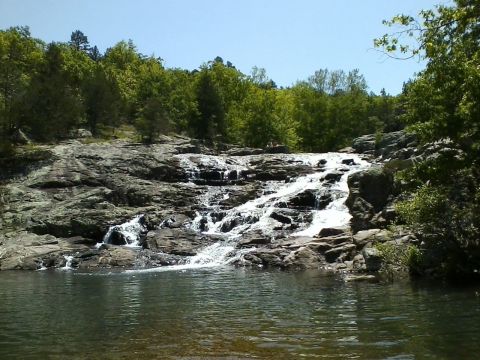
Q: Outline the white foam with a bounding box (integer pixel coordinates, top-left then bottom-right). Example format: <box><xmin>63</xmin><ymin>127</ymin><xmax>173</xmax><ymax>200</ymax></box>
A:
<box><xmin>99</xmin><ymin>215</ymin><xmax>145</xmax><ymax>248</ymax></box>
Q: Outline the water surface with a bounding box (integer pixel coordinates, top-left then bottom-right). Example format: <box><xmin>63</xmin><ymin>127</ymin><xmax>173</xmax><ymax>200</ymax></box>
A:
<box><xmin>0</xmin><ymin>268</ymin><xmax>479</xmax><ymax>359</ymax></box>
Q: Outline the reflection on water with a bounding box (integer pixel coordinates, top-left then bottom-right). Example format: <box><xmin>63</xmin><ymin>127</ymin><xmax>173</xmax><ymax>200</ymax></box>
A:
<box><xmin>0</xmin><ymin>268</ymin><xmax>479</xmax><ymax>359</ymax></box>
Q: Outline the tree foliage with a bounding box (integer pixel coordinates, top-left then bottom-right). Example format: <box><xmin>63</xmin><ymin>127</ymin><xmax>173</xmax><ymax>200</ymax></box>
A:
<box><xmin>0</xmin><ymin>27</ymin><xmax>400</xmax><ymax>151</ymax></box>
<box><xmin>378</xmin><ymin>0</ymin><xmax>480</xmax><ymax>278</ymax></box>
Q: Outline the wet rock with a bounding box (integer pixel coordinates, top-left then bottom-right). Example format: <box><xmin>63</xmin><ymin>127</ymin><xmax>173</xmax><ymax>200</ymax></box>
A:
<box><xmin>238</xmin><ymin>231</ymin><xmax>271</xmax><ymax>247</ymax></box>
<box><xmin>1</xmin><ymin>135</ymin><xmax>374</xmax><ymax>273</ymax></box>
<box><xmin>288</xmin><ymin>189</ymin><xmax>317</xmax><ymax>208</ymax></box>
<box><xmin>107</xmin><ymin>230</ymin><xmax>129</xmax><ymax>246</ymax></box>
<box><xmin>376</xmin><ymin>130</ymin><xmax>417</xmax><ymax>160</ymax></box>
<box><xmin>284</xmin><ymin>246</ymin><xmax>323</xmax><ymax>269</ymax></box>
<box><xmin>98</xmin><ymin>247</ymin><xmax>137</xmax><ymax>267</ymax></box>
<box><xmin>320</xmin><ymin>234</ymin><xmax>353</xmax><ymax>246</ymax></box>
<box><xmin>226</xmin><ymin>147</ymin><xmax>264</xmax><ymax>156</ymax></box>
<box><xmin>160</xmin><ymin>214</ymin><xmax>191</xmax><ymax>229</ymax></box>
<box><xmin>0</xmin><ymin>231</ymin><xmax>88</xmax><ymax>270</ymax></box>
<box><xmin>144</xmin><ymin>228</ymin><xmax>219</xmax><ymax>256</ymax></box>
<box><xmin>318</xmin><ymin>227</ymin><xmax>349</xmax><ymax>238</ymax></box>
<box><xmin>346</xmin><ymin>166</ymin><xmax>394</xmax><ymax>232</ymax></box>
<box><xmin>324</xmin><ymin>244</ymin><xmax>356</xmax><ymax>263</ymax></box>
<box><xmin>341</xmin><ymin>158</ymin><xmax>356</xmax><ymax>166</ymax></box>
<box><xmin>220</xmin><ymin>217</ymin><xmax>243</xmax><ymax>233</ymax></box>
<box><xmin>353</xmin><ymin>229</ymin><xmax>381</xmax><ymax>248</ymax></box>
<box><xmin>362</xmin><ymin>247</ymin><xmax>382</xmax><ymax>272</ymax></box>
<box><xmin>323</xmin><ymin>171</ymin><xmax>344</xmax><ymax>183</ymax></box>
<box><xmin>131</xmin><ymin>249</ymin><xmax>182</xmax><ymax>268</ymax></box>
<box><xmin>270</xmin><ymin>211</ymin><xmax>292</xmax><ymax>224</ymax></box>
<box><xmin>353</xmin><ymin>229</ymin><xmax>393</xmax><ymax>249</ymax></box>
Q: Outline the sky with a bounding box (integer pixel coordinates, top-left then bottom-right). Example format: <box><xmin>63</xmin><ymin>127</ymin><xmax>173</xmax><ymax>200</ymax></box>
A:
<box><xmin>1</xmin><ymin>0</ymin><xmax>447</xmax><ymax>94</ymax></box>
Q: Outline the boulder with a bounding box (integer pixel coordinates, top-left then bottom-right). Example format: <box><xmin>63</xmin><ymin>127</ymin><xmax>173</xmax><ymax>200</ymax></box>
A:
<box><xmin>324</xmin><ymin>243</ymin><xmax>356</xmax><ymax>263</ymax></box>
<box><xmin>144</xmin><ymin>228</ymin><xmax>219</xmax><ymax>256</ymax></box>
<box><xmin>323</xmin><ymin>171</ymin><xmax>344</xmax><ymax>183</ymax></box>
<box><xmin>346</xmin><ymin>166</ymin><xmax>393</xmax><ymax>212</ymax></box>
<box><xmin>244</xmin><ymin>248</ymin><xmax>289</xmax><ymax>268</ymax></box>
<box><xmin>270</xmin><ymin>211</ymin><xmax>292</xmax><ymax>224</ymax></box>
<box><xmin>288</xmin><ymin>189</ymin><xmax>317</xmax><ymax>208</ymax></box>
<box><xmin>238</xmin><ymin>231</ymin><xmax>271</xmax><ymax>247</ymax></box>
<box><xmin>98</xmin><ymin>247</ymin><xmax>136</xmax><ymax>267</ymax></box>
<box><xmin>362</xmin><ymin>247</ymin><xmax>383</xmax><ymax>271</ymax></box>
<box><xmin>352</xmin><ymin>134</ymin><xmax>376</xmax><ymax>154</ymax></box>
<box><xmin>318</xmin><ymin>227</ymin><xmax>349</xmax><ymax>238</ymax></box>
<box><xmin>375</xmin><ymin>130</ymin><xmax>417</xmax><ymax>160</ymax></box>
<box><xmin>284</xmin><ymin>246</ymin><xmax>323</xmax><ymax>269</ymax></box>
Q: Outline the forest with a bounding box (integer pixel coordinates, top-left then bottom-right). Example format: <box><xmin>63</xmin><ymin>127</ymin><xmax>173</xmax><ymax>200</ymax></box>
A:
<box><xmin>0</xmin><ymin>26</ymin><xmax>400</xmax><ymax>154</ymax></box>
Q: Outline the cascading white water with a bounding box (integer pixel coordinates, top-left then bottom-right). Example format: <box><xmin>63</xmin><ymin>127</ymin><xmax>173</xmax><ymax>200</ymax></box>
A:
<box><xmin>61</xmin><ymin>255</ymin><xmax>74</xmax><ymax>270</ymax></box>
<box><xmin>126</xmin><ymin>152</ymin><xmax>370</xmax><ymax>273</ymax></box>
<box><xmin>98</xmin><ymin>214</ymin><xmax>146</xmax><ymax>248</ymax></box>
<box><xmin>174</xmin><ymin>153</ymin><xmax>249</xmax><ymax>182</ymax></box>
<box><xmin>36</xmin><ymin>260</ymin><xmax>47</xmax><ymax>271</ymax></box>
<box><xmin>183</xmin><ymin>152</ymin><xmax>369</xmax><ymax>268</ymax></box>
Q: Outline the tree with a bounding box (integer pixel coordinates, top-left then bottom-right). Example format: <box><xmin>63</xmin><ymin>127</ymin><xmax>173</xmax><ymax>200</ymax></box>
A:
<box><xmin>191</xmin><ymin>69</ymin><xmax>225</xmax><ymax>140</ymax></box>
<box><xmin>24</xmin><ymin>43</ymin><xmax>84</xmax><ymax>141</ymax></box>
<box><xmin>88</xmin><ymin>45</ymin><xmax>102</xmax><ymax>62</ymax></box>
<box><xmin>84</xmin><ymin>64</ymin><xmax>122</xmax><ymax>135</ymax></box>
<box><xmin>103</xmin><ymin>40</ymin><xmax>144</xmax><ymax>120</ymax></box>
<box><xmin>377</xmin><ymin>0</ymin><xmax>480</xmax><ymax>278</ymax></box>
<box><xmin>69</xmin><ymin>30</ymin><xmax>90</xmax><ymax>52</ymax></box>
<box><xmin>250</xmin><ymin>66</ymin><xmax>277</xmax><ymax>89</ymax></box>
<box><xmin>0</xmin><ymin>26</ymin><xmax>42</xmax><ymax>149</ymax></box>
<box><xmin>375</xmin><ymin>1</ymin><xmax>480</xmax><ymax>150</ymax></box>
<box><xmin>292</xmin><ymin>82</ymin><xmax>329</xmax><ymax>151</ymax></box>
<box><xmin>135</xmin><ymin>97</ymin><xmax>169</xmax><ymax>143</ymax></box>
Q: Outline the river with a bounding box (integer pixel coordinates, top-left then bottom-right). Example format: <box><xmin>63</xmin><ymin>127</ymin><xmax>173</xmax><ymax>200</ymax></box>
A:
<box><xmin>1</xmin><ymin>268</ymin><xmax>479</xmax><ymax>359</ymax></box>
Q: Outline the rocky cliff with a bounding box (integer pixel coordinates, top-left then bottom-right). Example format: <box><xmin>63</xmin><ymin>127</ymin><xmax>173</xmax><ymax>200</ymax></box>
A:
<box><xmin>0</xmin><ymin>132</ymin><xmax>418</xmax><ymax>276</ymax></box>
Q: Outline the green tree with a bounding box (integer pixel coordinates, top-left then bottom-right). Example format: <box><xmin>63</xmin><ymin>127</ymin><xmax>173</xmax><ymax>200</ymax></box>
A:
<box><xmin>191</xmin><ymin>69</ymin><xmax>225</xmax><ymax>140</ymax></box>
<box><xmin>291</xmin><ymin>82</ymin><xmax>329</xmax><ymax>151</ymax></box>
<box><xmin>235</xmin><ymin>87</ymin><xmax>279</xmax><ymax>147</ymax></box>
<box><xmin>69</xmin><ymin>30</ymin><xmax>90</xmax><ymax>52</ymax></box>
<box><xmin>88</xmin><ymin>45</ymin><xmax>102</xmax><ymax>62</ymax></box>
<box><xmin>84</xmin><ymin>64</ymin><xmax>122</xmax><ymax>135</ymax></box>
<box><xmin>164</xmin><ymin>68</ymin><xmax>197</xmax><ymax>133</ymax></box>
<box><xmin>0</xmin><ymin>27</ymin><xmax>42</xmax><ymax>151</ymax></box>
<box><xmin>103</xmin><ymin>40</ymin><xmax>143</xmax><ymax>120</ymax></box>
<box><xmin>24</xmin><ymin>43</ymin><xmax>84</xmax><ymax>141</ymax></box>
<box><xmin>377</xmin><ymin>0</ymin><xmax>480</xmax><ymax>278</ymax></box>
<box><xmin>135</xmin><ymin>97</ymin><xmax>169</xmax><ymax>143</ymax></box>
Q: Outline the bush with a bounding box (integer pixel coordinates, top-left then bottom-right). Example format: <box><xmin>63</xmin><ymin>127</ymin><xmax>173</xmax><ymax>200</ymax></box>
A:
<box><xmin>375</xmin><ymin>242</ymin><xmax>422</xmax><ymax>273</ymax></box>
<box><xmin>395</xmin><ymin>172</ymin><xmax>480</xmax><ymax>279</ymax></box>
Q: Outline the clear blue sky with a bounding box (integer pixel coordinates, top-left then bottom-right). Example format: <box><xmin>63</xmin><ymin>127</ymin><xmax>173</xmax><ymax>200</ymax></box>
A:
<box><xmin>1</xmin><ymin>0</ymin><xmax>446</xmax><ymax>94</ymax></box>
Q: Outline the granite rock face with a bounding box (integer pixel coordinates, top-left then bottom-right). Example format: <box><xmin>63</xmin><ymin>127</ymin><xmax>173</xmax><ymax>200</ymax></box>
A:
<box><xmin>0</xmin><ymin>131</ymin><xmax>424</xmax><ymax>275</ymax></box>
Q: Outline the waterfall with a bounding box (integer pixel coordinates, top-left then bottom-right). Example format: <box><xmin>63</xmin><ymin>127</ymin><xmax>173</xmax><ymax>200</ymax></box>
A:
<box><xmin>174</xmin><ymin>154</ymin><xmax>249</xmax><ymax>184</ymax></box>
<box><xmin>128</xmin><ymin>152</ymin><xmax>370</xmax><ymax>273</ymax></box>
<box><xmin>98</xmin><ymin>214</ymin><xmax>146</xmax><ymax>248</ymax></box>
<box><xmin>61</xmin><ymin>255</ymin><xmax>74</xmax><ymax>270</ymax></box>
